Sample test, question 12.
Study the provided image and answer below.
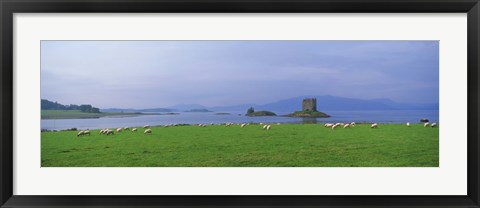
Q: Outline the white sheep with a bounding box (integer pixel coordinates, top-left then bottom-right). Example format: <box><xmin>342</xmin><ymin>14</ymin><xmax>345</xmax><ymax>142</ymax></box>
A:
<box><xmin>350</xmin><ymin>122</ymin><xmax>356</xmax><ymax>127</ymax></box>
<box><xmin>143</xmin><ymin>125</ymin><xmax>150</xmax><ymax>129</ymax></box>
<box><xmin>116</xmin><ymin>128</ymin><xmax>123</xmax><ymax>133</ymax></box>
<box><xmin>343</xmin><ymin>124</ymin><xmax>350</xmax><ymax>128</ymax></box>
<box><xmin>262</xmin><ymin>125</ymin><xmax>268</xmax><ymax>130</ymax></box>
<box><xmin>144</xmin><ymin>129</ymin><xmax>152</xmax><ymax>134</ymax></box>
<box><xmin>77</xmin><ymin>131</ymin><xmax>85</xmax><ymax>137</ymax></box>
<box><xmin>332</xmin><ymin>124</ymin><xmax>339</xmax><ymax>129</ymax></box>
<box><xmin>371</xmin><ymin>123</ymin><xmax>378</xmax><ymax>128</ymax></box>
<box><xmin>131</xmin><ymin>128</ymin><xmax>137</xmax><ymax>132</ymax></box>
<box><xmin>106</xmin><ymin>130</ymin><xmax>114</xmax><ymax>135</ymax></box>
<box><xmin>266</xmin><ymin>125</ymin><xmax>272</xmax><ymax>130</ymax></box>
<box><xmin>240</xmin><ymin>123</ymin><xmax>246</xmax><ymax>128</ymax></box>
<box><xmin>83</xmin><ymin>130</ymin><xmax>91</xmax><ymax>136</ymax></box>
<box><xmin>424</xmin><ymin>122</ymin><xmax>430</xmax><ymax>127</ymax></box>
<box><xmin>406</xmin><ymin>122</ymin><xmax>410</xmax><ymax>127</ymax></box>
<box><xmin>431</xmin><ymin>123</ymin><xmax>437</xmax><ymax>128</ymax></box>
<box><xmin>102</xmin><ymin>129</ymin><xmax>111</xmax><ymax>134</ymax></box>
<box><xmin>324</xmin><ymin>123</ymin><xmax>333</xmax><ymax>128</ymax></box>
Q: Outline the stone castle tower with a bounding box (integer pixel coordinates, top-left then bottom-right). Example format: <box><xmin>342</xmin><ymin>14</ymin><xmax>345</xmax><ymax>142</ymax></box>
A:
<box><xmin>302</xmin><ymin>98</ymin><xmax>317</xmax><ymax>111</ymax></box>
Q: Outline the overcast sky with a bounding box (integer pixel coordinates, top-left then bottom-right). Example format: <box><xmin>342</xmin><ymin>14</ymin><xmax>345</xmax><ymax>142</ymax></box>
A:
<box><xmin>41</xmin><ymin>41</ymin><xmax>439</xmax><ymax>108</ymax></box>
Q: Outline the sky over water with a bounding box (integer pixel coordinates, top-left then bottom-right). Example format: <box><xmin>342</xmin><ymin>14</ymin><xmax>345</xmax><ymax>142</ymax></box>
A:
<box><xmin>41</xmin><ymin>40</ymin><xmax>439</xmax><ymax>108</ymax></box>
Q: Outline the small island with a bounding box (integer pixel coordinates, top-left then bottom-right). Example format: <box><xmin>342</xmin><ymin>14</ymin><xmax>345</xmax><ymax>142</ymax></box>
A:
<box><xmin>285</xmin><ymin>98</ymin><xmax>330</xmax><ymax>118</ymax></box>
<box><xmin>245</xmin><ymin>107</ymin><xmax>277</xmax><ymax>117</ymax></box>
<box><xmin>184</xmin><ymin>109</ymin><xmax>212</xmax><ymax>112</ymax></box>
<box><xmin>215</xmin><ymin>112</ymin><xmax>231</xmax><ymax>115</ymax></box>
<box><xmin>159</xmin><ymin>112</ymin><xmax>180</xmax><ymax>115</ymax></box>
<box><xmin>287</xmin><ymin>110</ymin><xmax>330</xmax><ymax>118</ymax></box>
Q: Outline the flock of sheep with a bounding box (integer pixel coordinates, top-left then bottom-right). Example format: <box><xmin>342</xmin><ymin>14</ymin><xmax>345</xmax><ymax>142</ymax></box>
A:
<box><xmin>324</xmin><ymin>122</ymin><xmax>357</xmax><ymax>129</ymax></box>
<box><xmin>226</xmin><ymin>122</ymin><xmax>276</xmax><ymax>130</ymax></box>
<box><xmin>76</xmin><ymin>121</ymin><xmax>438</xmax><ymax>137</ymax></box>
<box><xmin>324</xmin><ymin>122</ymin><xmax>438</xmax><ymax>129</ymax></box>
<box><xmin>77</xmin><ymin>125</ymin><xmax>152</xmax><ymax>137</ymax></box>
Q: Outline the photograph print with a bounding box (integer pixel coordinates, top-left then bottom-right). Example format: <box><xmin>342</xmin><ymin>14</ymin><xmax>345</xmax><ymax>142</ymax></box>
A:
<box><xmin>41</xmin><ymin>40</ymin><xmax>439</xmax><ymax>167</ymax></box>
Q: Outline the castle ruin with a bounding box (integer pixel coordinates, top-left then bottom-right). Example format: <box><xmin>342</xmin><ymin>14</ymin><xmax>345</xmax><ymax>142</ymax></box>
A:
<box><xmin>302</xmin><ymin>98</ymin><xmax>317</xmax><ymax>112</ymax></box>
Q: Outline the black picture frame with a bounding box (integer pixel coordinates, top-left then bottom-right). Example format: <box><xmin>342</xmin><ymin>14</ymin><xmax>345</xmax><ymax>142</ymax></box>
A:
<box><xmin>1</xmin><ymin>0</ymin><xmax>479</xmax><ymax>207</ymax></box>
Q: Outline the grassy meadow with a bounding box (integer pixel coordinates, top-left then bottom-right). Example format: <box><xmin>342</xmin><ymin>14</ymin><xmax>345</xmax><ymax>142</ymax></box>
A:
<box><xmin>41</xmin><ymin>123</ymin><xmax>439</xmax><ymax>167</ymax></box>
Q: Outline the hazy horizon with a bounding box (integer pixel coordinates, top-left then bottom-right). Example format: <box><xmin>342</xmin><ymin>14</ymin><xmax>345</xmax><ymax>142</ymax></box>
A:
<box><xmin>41</xmin><ymin>94</ymin><xmax>439</xmax><ymax>110</ymax></box>
<box><xmin>41</xmin><ymin>40</ymin><xmax>439</xmax><ymax>109</ymax></box>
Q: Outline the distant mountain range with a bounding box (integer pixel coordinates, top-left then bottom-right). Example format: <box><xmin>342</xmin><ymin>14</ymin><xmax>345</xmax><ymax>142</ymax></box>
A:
<box><xmin>101</xmin><ymin>95</ymin><xmax>438</xmax><ymax>113</ymax></box>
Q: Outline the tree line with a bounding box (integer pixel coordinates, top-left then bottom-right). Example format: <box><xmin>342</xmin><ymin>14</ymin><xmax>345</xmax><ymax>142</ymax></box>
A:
<box><xmin>41</xmin><ymin>99</ymin><xmax>100</xmax><ymax>113</ymax></box>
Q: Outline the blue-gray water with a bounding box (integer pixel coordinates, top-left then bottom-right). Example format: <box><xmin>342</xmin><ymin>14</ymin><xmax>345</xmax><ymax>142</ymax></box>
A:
<box><xmin>41</xmin><ymin>110</ymin><xmax>438</xmax><ymax>131</ymax></box>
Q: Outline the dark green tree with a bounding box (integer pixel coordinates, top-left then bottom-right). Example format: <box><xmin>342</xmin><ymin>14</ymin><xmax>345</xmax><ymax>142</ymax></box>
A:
<box><xmin>79</xmin><ymin>104</ymin><xmax>93</xmax><ymax>112</ymax></box>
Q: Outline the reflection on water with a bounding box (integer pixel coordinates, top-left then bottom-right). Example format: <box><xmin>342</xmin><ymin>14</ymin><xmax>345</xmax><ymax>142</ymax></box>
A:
<box><xmin>41</xmin><ymin>110</ymin><xmax>439</xmax><ymax>131</ymax></box>
<box><xmin>302</xmin><ymin>118</ymin><xmax>318</xmax><ymax>124</ymax></box>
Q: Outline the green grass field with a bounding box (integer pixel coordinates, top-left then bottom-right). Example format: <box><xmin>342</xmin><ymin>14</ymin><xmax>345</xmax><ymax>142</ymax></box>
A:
<box><xmin>41</xmin><ymin>110</ymin><xmax>145</xmax><ymax>119</ymax></box>
<box><xmin>41</xmin><ymin>123</ymin><xmax>439</xmax><ymax>167</ymax></box>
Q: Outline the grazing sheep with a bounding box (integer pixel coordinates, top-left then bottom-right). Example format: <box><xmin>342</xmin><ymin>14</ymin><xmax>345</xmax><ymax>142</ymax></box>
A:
<box><xmin>102</xmin><ymin>129</ymin><xmax>111</xmax><ymax>134</ymax></box>
<box><xmin>266</xmin><ymin>125</ymin><xmax>272</xmax><ymax>130</ymax></box>
<box><xmin>240</xmin><ymin>123</ymin><xmax>246</xmax><ymax>128</ymax></box>
<box><xmin>259</xmin><ymin>123</ymin><xmax>263</xmax><ymax>125</ymax></box>
<box><xmin>276</xmin><ymin>123</ymin><xmax>281</xmax><ymax>125</ymax></box>
<box><xmin>324</xmin><ymin>123</ymin><xmax>333</xmax><ymax>128</ymax></box>
<box><xmin>99</xmin><ymin>129</ymin><xmax>106</xmax><ymax>134</ymax></box>
<box><xmin>350</xmin><ymin>122</ymin><xmax>356</xmax><ymax>127</ymax></box>
<box><xmin>77</xmin><ymin>131</ymin><xmax>85</xmax><ymax>137</ymax></box>
<box><xmin>343</xmin><ymin>124</ymin><xmax>350</xmax><ymax>128</ymax></box>
<box><xmin>424</xmin><ymin>122</ymin><xmax>430</xmax><ymax>127</ymax></box>
<box><xmin>332</xmin><ymin>124</ymin><xmax>339</xmax><ymax>129</ymax></box>
<box><xmin>144</xmin><ymin>129</ymin><xmax>152</xmax><ymax>134</ymax></box>
<box><xmin>262</xmin><ymin>125</ymin><xmax>268</xmax><ymax>130</ymax></box>
<box><xmin>406</xmin><ymin>122</ymin><xmax>410</xmax><ymax>127</ymax></box>
<box><xmin>124</xmin><ymin>127</ymin><xmax>130</xmax><ymax>131</ymax></box>
<box><xmin>83</xmin><ymin>130</ymin><xmax>91</xmax><ymax>136</ymax></box>
<box><xmin>131</xmin><ymin>128</ymin><xmax>137</xmax><ymax>132</ymax></box>
<box><xmin>106</xmin><ymin>130</ymin><xmax>114</xmax><ymax>135</ymax></box>
<box><xmin>371</xmin><ymin>123</ymin><xmax>378</xmax><ymax>128</ymax></box>
<box><xmin>143</xmin><ymin>125</ymin><xmax>150</xmax><ymax>129</ymax></box>
<box><xmin>431</xmin><ymin>123</ymin><xmax>437</xmax><ymax>128</ymax></box>
<box><xmin>116</xmin><ymin>128</ymin><xmax>123</xmax><ymax>133</ymax></box>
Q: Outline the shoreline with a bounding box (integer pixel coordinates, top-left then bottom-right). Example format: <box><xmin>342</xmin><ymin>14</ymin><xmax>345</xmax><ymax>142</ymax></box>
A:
<box><xmin>41</xmin><ymin>122</ymin><xmax>431</xmax><ymax>132</ymax></box>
